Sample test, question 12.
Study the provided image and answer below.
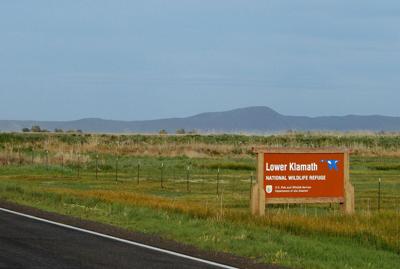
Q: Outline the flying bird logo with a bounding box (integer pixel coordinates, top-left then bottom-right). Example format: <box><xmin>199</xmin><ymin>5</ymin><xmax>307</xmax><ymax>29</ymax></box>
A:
<box><xmin>320</xmin><ymin>160</ymin><xmax>339</xmax><ymax>171</ymax></box>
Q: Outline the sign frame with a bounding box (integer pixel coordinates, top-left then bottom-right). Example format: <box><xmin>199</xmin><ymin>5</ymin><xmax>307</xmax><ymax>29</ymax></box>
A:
<box><xmin>251</xmin><ymin>148</ymin><xmax>355</xmax><ymax>216</ymax></box>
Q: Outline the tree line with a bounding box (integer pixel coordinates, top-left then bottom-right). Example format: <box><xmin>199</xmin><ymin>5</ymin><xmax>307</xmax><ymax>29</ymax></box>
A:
<box><xmin>22</xmin><ymin>126</ymin><xmax>83</xmax><ymax>134</ymax></box>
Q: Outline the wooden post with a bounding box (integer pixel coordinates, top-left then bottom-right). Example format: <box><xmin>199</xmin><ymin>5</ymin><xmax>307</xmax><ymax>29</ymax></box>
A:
<box><xmin>251</xmin><ymin>184</ymin><xmax>259</xmax><ymax>215</ymax></box>
<box><xmin>251</xmin><ymin>152</ymin><xmax>265</xmax><ymax>216</ymax></box>
<box><xmin>343</xmin><ymin>151</ymin><xmax>355</xmax><ymax>214</ymax></box>
<box><xmin>345</xmin><ymin>183</ymin><xmax>355</xmax><ymax>214</ymax></box>
<box><xmin>249</xmin><ymin>172</ymin><xmax>254</xmax><ymax>201</ymax></box>
<box><xmin>115</xmin><ymin>156</ymin><xmax>118</xmax><ymax>181</ymax></box>
<box><xmin>137</xmin><ymin>161</ymin><xmax>140</xmax><ymax>184</ymax></box>
<box><xmin>46</xmin><ymin>150</ymin><xmax>49</xmax><ymax>170</ymax></box>
<box><xmin>378</xmin><ymin>178</ymin><xmax>381</xmax><ymax>211</ymax></box>
<box><xmin>61</xmin><ymin>154</ymin><xmax>64</xmax><ymax>178</ymax></box>
<box><xmin>160</xmin><ymin>162</ymin><xmax>164</xmax><ymax>189</ymax></box>
<box><xmin>18</xmin><ymin>147</ymin><xmax>21</xmax><ymax>166</ymax></box>
<box><xmin>186</xmin><ymin>165</ymin><xmax>190</xmax><ymax>192</ymax></box>
<box><xmin>216</xmin><ymin>168</ymin><xmax>220</xmax><ymax>195</ymax></box>
<box><xmin>77</xmin><ymin>153</ymin><xmax>80</xmax><ymax>178</ymax></box>
<box><xmin>95</xmin><ymin>154</ymin><xmax>99</xmax><ymax>180</ymax></box>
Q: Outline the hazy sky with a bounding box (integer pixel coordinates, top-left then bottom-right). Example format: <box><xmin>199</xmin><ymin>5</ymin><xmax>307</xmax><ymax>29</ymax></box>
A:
<box><xmin>1</xmin><ymin>0</ymin><xmax>399</xmax><ymax>121</ymax></box>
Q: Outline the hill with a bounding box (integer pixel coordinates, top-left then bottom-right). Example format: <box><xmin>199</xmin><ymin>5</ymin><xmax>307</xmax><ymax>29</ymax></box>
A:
<box><xmin>1</xmin><ymin>106</ymin><xmax>399</xmax><ymax>133</ymax></box>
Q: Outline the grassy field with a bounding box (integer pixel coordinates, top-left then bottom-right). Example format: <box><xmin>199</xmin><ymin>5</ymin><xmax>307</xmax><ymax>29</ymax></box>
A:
<box><xmin>0</xmin><ymin>132</ymin><xmax>399</xmax><ymax>268</ymax></box>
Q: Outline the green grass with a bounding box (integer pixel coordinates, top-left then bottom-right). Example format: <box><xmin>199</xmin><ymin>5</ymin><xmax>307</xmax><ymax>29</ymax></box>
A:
<box><xmin>0</xmin><ymin>183</ymin><xmax>399</xmax><ymax>269</ymax></box>
<box><xmin>0</xmin><ymin>132</ymin><xmax>400</xmax><ymax>268</ymax></box>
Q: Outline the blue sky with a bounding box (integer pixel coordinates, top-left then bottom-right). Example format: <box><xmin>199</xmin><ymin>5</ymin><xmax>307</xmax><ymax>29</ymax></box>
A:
<box><xmin>0</xmin><ymin>0</ymin><xmax>399</xmax><ymax>120</ymax></box>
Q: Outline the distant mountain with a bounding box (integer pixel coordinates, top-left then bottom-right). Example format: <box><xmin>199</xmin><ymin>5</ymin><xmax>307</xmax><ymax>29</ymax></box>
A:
<box><xmin>1</xmin><ymin>106</ymin><xmax>400</xmax><ymax>133</ymax></box>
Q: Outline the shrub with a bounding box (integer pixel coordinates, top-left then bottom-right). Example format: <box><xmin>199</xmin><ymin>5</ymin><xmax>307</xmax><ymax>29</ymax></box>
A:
<box><xmin>176</xmin><ymin>128</ymin><xmax>186</xmax><ymax>134</ymax></box>
<box><xmin>159</xmin><ymin>129</ymin><xmax>168</xmax><ymax>135</ymax></box>
<box><xmin>31</xmin><ymin>125</ymin><xmax>41</xmax><ymax>132</ymax></box>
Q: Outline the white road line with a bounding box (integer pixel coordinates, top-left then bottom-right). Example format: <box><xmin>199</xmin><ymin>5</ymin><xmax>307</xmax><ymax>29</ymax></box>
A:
<box><xmin>0</xmin><ymin>207</ymin><xmax>239</xmax><ymax>269</ymax></box>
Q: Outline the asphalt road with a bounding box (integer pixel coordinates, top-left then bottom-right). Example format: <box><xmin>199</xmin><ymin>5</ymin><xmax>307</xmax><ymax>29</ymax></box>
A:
<box><xmin>0</xmin><ymin>209</ymin><xmax>234</xmax><ymax>269</ymax></box>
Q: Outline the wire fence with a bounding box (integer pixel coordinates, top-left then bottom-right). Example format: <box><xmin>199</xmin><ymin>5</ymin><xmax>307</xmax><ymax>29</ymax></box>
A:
<box><xmin>0</xmin><ymin>149</ymin><xmax>256</xmax><ymax>209</ymax></box>
<box><xmin>0</xmin><ymin>149</ymin><xmax>399</xmax><ymax>213</ymax></box>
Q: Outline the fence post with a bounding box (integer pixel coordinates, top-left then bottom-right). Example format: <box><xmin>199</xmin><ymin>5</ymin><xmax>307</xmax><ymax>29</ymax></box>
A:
<box><xmin>137</xmin><ymin>161</ymin><xmax>140</xmax><ymax>184</ymax></box>
<box><xmin>216</xmin><ymin>168</ymin><xmax>220</xmax><ymax>195</ymax></box>
<box><xmin>46</xmin><ymin>150</ymin><xmax>49</xmax><ymax>170</ymax></box>
<box><xmin>95</xmin><ymin>154</ymin><xmax>99</xmax><ymax>180</ymax></box>
<box><xmin>61</xmin><ymin>154</ymin><xmax>64</xmax><ymax>177</ymax></box>
<box><xmin>77</xmin><ymin>153</ymin><xmax>80</xmax><ymax>178</ymax></box>
<box><xmin>161</xmin><ymin>162</ymin><xmax>164</xmax><ymax>189</ymax></box>
<box><xmin>18</xmin><ymin>147</ymin><xmax>21</xmax><ymax>166</ymax></box>
<box><xmin>249</xmin><ymin>171</ymin><xmax>254</xmax><ymax>200</ymax></box>
<box><xmin>186</xmin><ymin>165</ymin><xmax>190</xmax><ymax>192</ymax></box>
<box><xmin>115</xmin><ymin>155</ymin><xmax>119</xmax><ymax>181</ymax></box>
<box><xmin>378</xmin><ymin>178</ymin><xmax>381</xmax><ymax>211</ymax></box>
<box><xmin>7</xmin><ymin>146</ymin><xmax>11</xmax><ymax>165</ymax></box>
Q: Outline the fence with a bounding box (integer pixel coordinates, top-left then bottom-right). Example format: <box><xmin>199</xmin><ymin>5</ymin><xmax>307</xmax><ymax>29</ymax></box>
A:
<box><xmin>0</xmin><ymin>149</ymin><xmax>399</xmax><ymax>213</ymax></box>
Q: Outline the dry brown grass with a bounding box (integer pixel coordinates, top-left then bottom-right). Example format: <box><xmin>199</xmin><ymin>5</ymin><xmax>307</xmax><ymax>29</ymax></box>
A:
<box><xmin>44</xmin><ymin>187</ymin><xmax>400</xmax><ymax>253</ymax></box>
<box><xmin>5</xmin><ymin>134</ymin><xmax>400</xmax><ymax>159</ymax></box>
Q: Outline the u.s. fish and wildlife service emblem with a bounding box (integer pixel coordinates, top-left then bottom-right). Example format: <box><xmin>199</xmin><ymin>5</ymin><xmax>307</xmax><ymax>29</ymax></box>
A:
<box><xmin>266</xmin><ymin>185</ymin><xmax>273</xmax><ymax>194</ymax></box>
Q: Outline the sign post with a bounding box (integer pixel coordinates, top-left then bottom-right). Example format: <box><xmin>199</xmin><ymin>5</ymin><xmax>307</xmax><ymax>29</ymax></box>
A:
<box><xmin>251</xmin><ymin>148</ymin><xmax>354</xmax><ymax>216</ymax></box>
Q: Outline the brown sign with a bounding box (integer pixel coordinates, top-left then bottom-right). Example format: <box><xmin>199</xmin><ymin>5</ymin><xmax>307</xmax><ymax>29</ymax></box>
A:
<box><xmin>250</xmin><ymin>148</ymin><xmax>355</xmax><ymax>216</ymax></box>
<box><xmin>264</xmin><ymin>152</ymin><xmax>344</xmax><ymax>199</ymax></box>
